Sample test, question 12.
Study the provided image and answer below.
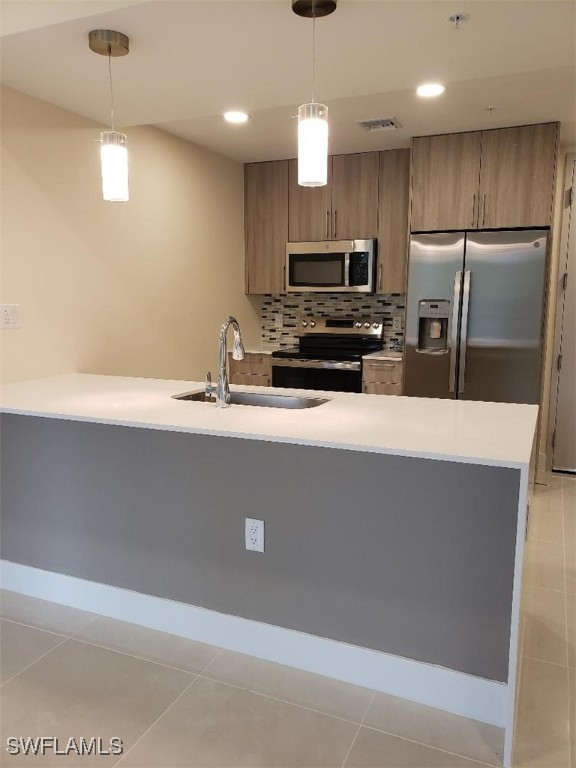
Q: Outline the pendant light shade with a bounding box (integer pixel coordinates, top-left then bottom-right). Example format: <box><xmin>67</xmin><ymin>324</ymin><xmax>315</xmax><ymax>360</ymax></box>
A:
<box><xmin>89</xmin><ymin>29</ymin><xmax>130</xmax><ymax>202</ymax></box>
<box><xmin>293</xmin><ymin>1</ymin><xmax>335</xmax><ymax>188</ymax></box>
<box><xmin>100</xmin><ymin>131</ymin><xmax>129</xmax><ymax>202</ymax></box>
<box><xmin>297</xmin><ymin>103</ymin><xmax>328</xmax><ymax>187</ymax></box>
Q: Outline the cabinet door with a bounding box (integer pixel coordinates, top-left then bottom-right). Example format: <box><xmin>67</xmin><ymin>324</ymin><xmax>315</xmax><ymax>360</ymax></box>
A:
<box><xmin>478</xmin><ymin>123</ymin><xmax>559</xmax><ymax>229</ymax></box>
<box><xmin>363</xmin><ymin>360</ymin><xmax>403</xmax><ymax>386</ymax></box>
<box><xmin>378</xmin><ymin>149</ymin><xmax>410</xmax><ymax>293</ymax></box>
<box><xmin>331</xmin><ymin>153</ymin><xmax>379</xmax><ymax>239</ymax></box>
<box><xmin>411</xmin><ymin>132</ymin><xmax>481</xmax><ymax>232</ymax></box>
<box><xmin>229</xmin><ymin>353</ymin><xmax>272</xmax><ymax>378</ymax></box>
<box><xmin>288</xmin><ymin>159</ymin><xmax>332</xmax><ymax>242</ymax></box>
<box><xmin>244</xmin><ymin>160</ymin><xmax>288</xmax><ymax>294</ymax></box>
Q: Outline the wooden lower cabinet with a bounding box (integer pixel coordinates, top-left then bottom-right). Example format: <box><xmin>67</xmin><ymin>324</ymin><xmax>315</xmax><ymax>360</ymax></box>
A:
<box><xmin>362</xmin><ymin>359</ymin><xmax>403</xmax><ymax>395</ymax></box>
<box><xmin>228</xmin><ymin>353</ymin><xmax>272</xmax><ymax>387</ymax></box>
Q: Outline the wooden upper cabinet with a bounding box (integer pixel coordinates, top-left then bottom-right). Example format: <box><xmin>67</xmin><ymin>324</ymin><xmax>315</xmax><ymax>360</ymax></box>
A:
<box><xmin>288</xmin><ymin>152</ymin><xmax>379</xmax><ymax>241</ymax></box>
<box><xmin>244</xmin><ymin>160</ymin><xmax>288</xmax><ymax>294</ymax></box>
<box><xmin>288</xmin><ymin>159</ymin><xmax>332</xmax><ymax>241</ymax></box>
<box><xmin>410</xmin><ymin>132</ymin><xmax>482</xmax><ymax>232</ymax></box>
<box><xmin>378</xmin><ymin>149</ymin><xmax>410</xmax><ymax>293</ymax></box>
<box><xmin>478</xmin><ymin>123</ymin><xmax>559</xmax><ymax>229</ymax></box>
<box><xmin>331</xmin><ymin>152</ymin><xmax>379</xmax><ymax>239</ymax></box>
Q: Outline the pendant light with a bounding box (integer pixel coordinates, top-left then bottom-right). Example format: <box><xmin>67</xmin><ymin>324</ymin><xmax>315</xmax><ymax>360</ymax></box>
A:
<box><xmin>292</xmin><ymin>0</ymin><xmax>336</xmax><ymax>187</ymax></box>
<box><xmin>89</xmin><ymin>30</ymin><xmax>130</xmax><ymax>202</ymax></box>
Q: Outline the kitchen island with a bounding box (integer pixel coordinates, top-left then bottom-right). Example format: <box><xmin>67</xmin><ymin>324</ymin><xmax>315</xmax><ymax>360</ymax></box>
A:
<box><xmin>0</xmin><ymin>374</ymin><xmax>537</xmax><ymax>766</ymax></box>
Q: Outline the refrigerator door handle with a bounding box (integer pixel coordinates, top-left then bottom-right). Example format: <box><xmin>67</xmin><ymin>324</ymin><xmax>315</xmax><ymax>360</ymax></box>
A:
<box><xmin>458</xmin><ymin>270</ymin><xmax>472</xmax><ymax>394</ymax></box>
<box><xmin>449</xmin><ymin>271</ymin><xmax>462</xmax><ymax>393</ymax></box>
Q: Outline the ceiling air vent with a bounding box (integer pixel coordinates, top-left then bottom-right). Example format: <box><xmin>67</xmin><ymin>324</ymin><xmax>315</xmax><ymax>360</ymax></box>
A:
<box><xmin>356</xmin><ymin>117</ymin><xmax>402</xmax><ymax>132</ymax></box>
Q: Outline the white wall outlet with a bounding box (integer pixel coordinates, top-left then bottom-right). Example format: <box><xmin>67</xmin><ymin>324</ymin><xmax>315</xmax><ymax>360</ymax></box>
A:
<box><xmin>392</xmin><ymin>315</ymin><xmax>403</xmax><ymax>332</ymax></box>
<box><xmin>245</xmin><ymin>518</ymin><xmax>265</xmax><ymax>553</ymax></box>
<box><xmin>1</xmin><ymin>304</ymin><xmax>20</xmax><ymax>329</ymax></box>
<box><xmin>274</xmin><ymin>313</ymin><xmax>283</xmax><ymax>329</ymax></box>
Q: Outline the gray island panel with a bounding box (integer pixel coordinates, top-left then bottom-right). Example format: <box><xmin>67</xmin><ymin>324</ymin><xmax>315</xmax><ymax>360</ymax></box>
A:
<box><xmin>1</xmin><ymin>414</ymin><xmax>520</xmax><ymax>682</ymax></box>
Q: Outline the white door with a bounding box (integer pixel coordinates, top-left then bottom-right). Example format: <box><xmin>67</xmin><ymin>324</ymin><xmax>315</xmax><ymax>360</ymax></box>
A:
<box><xmin>552</xmin><ymin>155</ymin><xmax>576</xmax><ymax>473</ymax></box>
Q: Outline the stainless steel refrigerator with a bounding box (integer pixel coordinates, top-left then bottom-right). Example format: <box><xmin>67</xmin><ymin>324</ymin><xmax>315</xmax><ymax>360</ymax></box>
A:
<box><xmin>403</xmin><ymin>230</ymin><xmax>548</xmax><ymax>403</ymax></box>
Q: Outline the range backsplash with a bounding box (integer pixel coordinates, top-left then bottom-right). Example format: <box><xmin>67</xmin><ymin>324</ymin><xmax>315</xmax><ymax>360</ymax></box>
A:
<box><xmin>261</xmin><ymin>293</ymin><xmax>406</xmax><ymax>350</ymax></box>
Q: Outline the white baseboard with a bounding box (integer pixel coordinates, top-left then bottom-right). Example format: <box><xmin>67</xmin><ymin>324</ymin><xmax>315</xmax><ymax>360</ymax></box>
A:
<box><xmin>1</xmin><ymin>559</ymin><xmax>507</xmax><ymax>729</ymax></box>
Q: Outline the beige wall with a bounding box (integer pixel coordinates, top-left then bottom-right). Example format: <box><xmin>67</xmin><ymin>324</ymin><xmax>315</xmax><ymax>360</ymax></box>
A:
<box><xmin>537</xmin><ymin>142</ymin><xmax>576</xmax><ymax>478</ymax></box>
<box><xmin>0</xmin><ymin>85</ymin><xmax>261</xmax><ymax>383</ymax></box>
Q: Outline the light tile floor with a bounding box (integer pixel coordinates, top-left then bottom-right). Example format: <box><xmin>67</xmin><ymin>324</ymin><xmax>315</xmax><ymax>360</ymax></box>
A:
<box><xmin>0</xmin><ymin>473</ymin><xmax>574</xmax><ymax>767</ymax></box>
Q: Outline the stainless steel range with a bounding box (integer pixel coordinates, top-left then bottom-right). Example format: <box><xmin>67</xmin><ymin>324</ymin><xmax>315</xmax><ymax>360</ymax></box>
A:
<box><xmin>271</xmin><ymin>315</ymin><xmax>384</xmax><ymax>393</ymax></box>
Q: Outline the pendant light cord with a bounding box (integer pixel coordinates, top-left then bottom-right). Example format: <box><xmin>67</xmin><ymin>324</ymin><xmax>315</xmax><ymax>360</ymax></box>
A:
<box><xmin>311</xmin><ymin>13</ymin><xmax>316</xmax><ymax>104</ymax></box>
<box><xmin>107</xmin><ymin>43</ymin><xmax>115</xmax><ymax>131</ymax></box>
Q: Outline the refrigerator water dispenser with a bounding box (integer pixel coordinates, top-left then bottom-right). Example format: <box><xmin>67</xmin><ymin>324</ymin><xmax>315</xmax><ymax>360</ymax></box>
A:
<box><xmin>417</xmin><ymin>300</ymin><xmax>450</xmax><ymax>354</ymax></box>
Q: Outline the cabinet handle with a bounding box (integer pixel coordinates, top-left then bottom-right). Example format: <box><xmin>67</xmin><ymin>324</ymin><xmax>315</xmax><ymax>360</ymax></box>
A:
<box><xmin>326</xmin><ymin>210</ymin><xmax>330</xmax><ymax>239</ymax></box>
<box><xmin>472</xmin><ymin>194</ymin><xmax>476</xmax><ymax>227</ymax></box>
<box><xmin>482</xmin><ymin>194</ymin><xmax>487</xmax><ymax>228</ymax></box>
<box><xmin>334</xmin><ymin>210</ymin><xmax>338</xmax><ymax>239</ymax></box>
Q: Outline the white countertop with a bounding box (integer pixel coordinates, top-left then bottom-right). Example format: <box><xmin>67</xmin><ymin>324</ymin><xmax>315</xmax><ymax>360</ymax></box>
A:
<box><xmin>362</xmin><ymin>350</ymin><xmax>403</xmax><ymax>361</ymax></box>
<box><xmin>243</xmin><ymin>346</ymin><xmax>280</xmax><ymax>355</ymax></box>
<box><xmin>0</xmin><ymin>374</ymin><xmax>537</xmax><ymax>469</ymax></box>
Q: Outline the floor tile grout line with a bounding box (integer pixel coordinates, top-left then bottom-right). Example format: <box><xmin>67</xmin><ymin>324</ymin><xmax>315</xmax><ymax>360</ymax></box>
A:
<box><xmin>0</xmin><ymin>616</ymin><xmax>72</xmax><ymax>639</ymax></box>
<box><xmin>59</xmin><ymin>635</ymin><xmax>204</xmax><ymax>677</ymax></box>
<box><xmin>359</xmin><ymin>723</ymin><xmax>500</xmax><ymax>768</ymax></box>
<box><xmin>340</xmin><ymin>691</ymin><xmax>375</xmax><ymax>768</ymax></box>
<box><xmin>522</xmin><ymin>654</ymin><xmax>570</xmax><ymax>670</ymax></box>
<box><xmin>0</xmin><ymin>634</ymin><xmax>69</xmax><ymax>689</ymax></box>
<box><xmin>113</xmin><ymin>674</ymin><xmax>200</xmax><ymax>767</ymax></box>
<box><xmin>197</xmin><ymin>670</ymin><xmax>370</xmax><ymax>727</ymax></box>
<box><xmin>197</xmin><ymin>646</ymin><xmax>222</xmax><ymax>675</ymax></box>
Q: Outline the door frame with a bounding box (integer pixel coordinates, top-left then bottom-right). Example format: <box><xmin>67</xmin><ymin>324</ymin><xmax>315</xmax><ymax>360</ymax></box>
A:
<box><xmin>547</xmin><ymin>152</ymin><xmax>576</xmax><ymax>472</ymax></box>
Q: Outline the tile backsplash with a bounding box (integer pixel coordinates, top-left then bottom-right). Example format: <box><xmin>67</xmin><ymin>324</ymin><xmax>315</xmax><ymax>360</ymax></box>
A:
<box><xmin>261</xmin><ymin>293</ymin><xmax>406</xmax><ymax>350</ymax></box>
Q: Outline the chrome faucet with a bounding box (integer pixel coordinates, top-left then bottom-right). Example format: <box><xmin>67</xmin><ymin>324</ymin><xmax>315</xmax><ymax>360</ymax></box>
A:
<box><xmin>207</xmin><ymin>316</ymin><xmax>245</xmax><ymax>408</ymax></box>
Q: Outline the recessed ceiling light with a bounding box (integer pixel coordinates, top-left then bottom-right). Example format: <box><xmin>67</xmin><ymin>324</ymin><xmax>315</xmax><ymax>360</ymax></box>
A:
<box><xmin>416</xmin><ymin>83</ymin><xmax>445</xmax><ymax>98</ymax></box>
<box><xmin>224</xmin><ymin>111</ymin><xmax>250</xmax><ymax>124</ymax></box>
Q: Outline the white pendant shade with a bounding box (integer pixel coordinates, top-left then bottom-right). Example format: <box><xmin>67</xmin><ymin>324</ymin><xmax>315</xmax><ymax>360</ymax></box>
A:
<box><xmin>100</xmin><ymin>131</ymin><xmax>129</xmax><ymax>202</ymax></box>
<box><xmin>297</xmin><ymin>103</ymin><xmax>328</xmax><ymax>187</ymax></box>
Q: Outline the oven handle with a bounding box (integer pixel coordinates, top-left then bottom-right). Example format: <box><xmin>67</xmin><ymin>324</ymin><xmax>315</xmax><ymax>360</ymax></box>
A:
<box><xmin>272</xmin><ymin>359</ymin><xmax>361</xmax><ymax>371</ymax></box>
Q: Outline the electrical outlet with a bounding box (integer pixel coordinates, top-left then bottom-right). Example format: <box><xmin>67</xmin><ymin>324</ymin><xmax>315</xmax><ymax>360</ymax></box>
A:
<box><xmin>392</xmin><ymin>315</ymin><xmax>402</xmax><ymax>332</ymax></box>
<box><xmin>245</xmin><ymin>518</ymin><xmax>264</xmax><ymax>553</ymax></box>
<box><xmin>274</xmin><ymin>313</ymin><xmax>283</xmax><ymax>329</ymax></box>
<box><xmin>1</xmin><ymin>304</ymin><xmax>20</xmax><ymax>329</ymax></box>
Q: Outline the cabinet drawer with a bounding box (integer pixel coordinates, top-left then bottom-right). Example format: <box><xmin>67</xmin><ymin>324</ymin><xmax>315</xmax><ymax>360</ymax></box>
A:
<box><xmin>362</xmin><ymin>361</ymin><xmax>403</xmax><ymax>385</ymax></box>
<box><xmin>230</xmin><ymin>372</ymin><xmax>271</xmax><ymax>387</ymax></box>
<box><xmin>362</xmin><ymin>382</ymin><xmax>402</xmax><ymax>396</ymax></box>
<box><xmin>228</xmin><ymin>353</ymin><xmax>272</xmax><ymax>377</ymax></box>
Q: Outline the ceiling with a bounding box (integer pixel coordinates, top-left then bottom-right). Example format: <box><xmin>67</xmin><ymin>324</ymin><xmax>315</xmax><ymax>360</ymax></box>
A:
<box><xmin>1</xmin><ymin>0</ymin><xmax>575</xmax><ymax>162</ymax></box>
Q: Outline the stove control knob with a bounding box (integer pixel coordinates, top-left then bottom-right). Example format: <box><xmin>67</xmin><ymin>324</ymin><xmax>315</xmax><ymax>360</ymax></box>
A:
<box><xmin>364</xmin><ymin>322</ymin><xmax>371</xmax><ymax>329</ymax></box>
<box><xmin>355</xmin><ymin>321</ymin><xmax>362</xmax><ymax>329</ymax></box>
<box><xmin>309</xmin><ymin>320</ymin><xmax>316</xmax><ymax>328</ymax></box>
<box><xmin>301</xmin><ymin>321</ymin><xmax>308</xmax><ymax>327</ymax></box>
<box><xmin>372</xmin><ymin>322</ymin><xmax>380</xmax><ymax>329</ymax></box>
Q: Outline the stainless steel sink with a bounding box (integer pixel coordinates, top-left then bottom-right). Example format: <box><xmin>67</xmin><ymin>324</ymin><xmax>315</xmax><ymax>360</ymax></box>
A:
<box><xmin>172</xmin><ymin>390</ymin><xmax>330</xmax><ymax>409</ymax></box>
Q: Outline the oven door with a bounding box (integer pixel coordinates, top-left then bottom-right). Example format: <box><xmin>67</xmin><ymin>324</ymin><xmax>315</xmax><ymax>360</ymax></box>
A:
<box><xmin>271</xmin><ymin>359</ymin><xmax>362</xmax><ymax>393</ymax></box>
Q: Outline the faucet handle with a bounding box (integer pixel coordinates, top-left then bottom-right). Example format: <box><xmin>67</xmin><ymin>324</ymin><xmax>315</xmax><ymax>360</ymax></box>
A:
<box><xmin>205</xmin><ymin>371</ymin><xmax>217</xmax><ymax>396</ymax></box>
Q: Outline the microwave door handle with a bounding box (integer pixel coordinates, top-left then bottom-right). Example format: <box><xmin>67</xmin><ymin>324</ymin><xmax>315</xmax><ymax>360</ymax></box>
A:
<box><xmin>344</xmin><ymin>253</ymin><xmax>350</xmax><ymax>287</ymax></box>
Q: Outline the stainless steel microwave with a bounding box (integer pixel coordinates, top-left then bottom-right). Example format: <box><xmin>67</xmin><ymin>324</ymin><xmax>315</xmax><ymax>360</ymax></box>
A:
<box><xmin>285</xmin><ymin>240</ymin><xmax>376</xmax><ymax>293</ymax></box>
